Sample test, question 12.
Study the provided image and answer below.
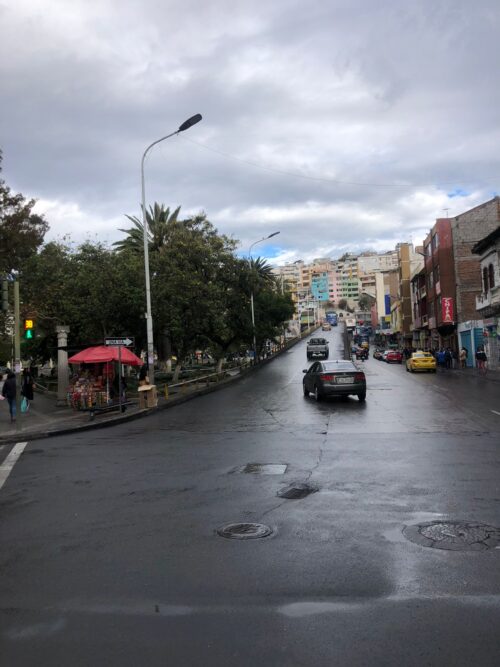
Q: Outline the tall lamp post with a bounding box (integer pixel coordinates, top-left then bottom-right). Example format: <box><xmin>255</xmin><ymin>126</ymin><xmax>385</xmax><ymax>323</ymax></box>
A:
<box><xmin>248</xmin><ymin>231</ymin><xmax>280</xmax><ymax>362</ymax></box>
<box><xmin>141</xmin><ymin>113</ymin><xmax>202</xmax><ymax>369</ymax></box>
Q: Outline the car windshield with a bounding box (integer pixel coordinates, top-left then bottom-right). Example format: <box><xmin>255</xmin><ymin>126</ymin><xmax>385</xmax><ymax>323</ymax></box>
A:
<box><xmin>310</xmin><ymin>339</ymin><xmax>327</xmax><ymax>344</ymax></box>
<box><xmin>414</xmin><ymin>353</ymin><xmax>432</xmax><ymax>358</ymax></box>
<box><xmin>322</xmin><ymin>361</ymin><xmax>356</xmax><ymax>371</ymax></box>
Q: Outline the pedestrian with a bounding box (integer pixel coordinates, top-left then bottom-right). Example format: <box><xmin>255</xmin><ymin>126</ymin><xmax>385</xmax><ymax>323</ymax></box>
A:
<box><xmin>2</xmin><ymin>371</ymin><xmax>17</xmax><ymax>422</ymax></box>
<box><xmin>138</xmin><ymin>365</ymin><xmax>149</xmax><ymax>387</ymax></box>
<box><xmin>444</xmin><ymin>348</ymin><xmax>452</xmax><ymax>370</ymax></box>
<box><xmin>21</xmin><ymin>368</ymin><xmax>35</xmax><ymax>411</ymax></box>
<box><xmin>460</xmin><ymin>347</ymin><xmax>468</xmax><ymax>369</ymax></box>
<box><xmin>452</xmin><ymin>349</ymin><xmax>458</xmax><ymax>369</ymax></box>
<box><xmin>437</xmin><ymin>349</ymin><xmax>446</xmax><ymax>369</ymax></box>
<box><xmin>475</xmin><ymin>346</ymin><xmax>487</xmax><ymax>373</ymax></box>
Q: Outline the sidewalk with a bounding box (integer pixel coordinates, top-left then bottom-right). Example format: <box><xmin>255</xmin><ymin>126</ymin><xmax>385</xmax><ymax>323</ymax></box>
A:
<box><xmin>0</xmin><ymin>367</ymin><xmax>255</xmax><ymax>444</ymax></box>
<box><xmin>441</xmin><ymin>366</ymin><xmax>500</xmax><ymax>382</ymax></box>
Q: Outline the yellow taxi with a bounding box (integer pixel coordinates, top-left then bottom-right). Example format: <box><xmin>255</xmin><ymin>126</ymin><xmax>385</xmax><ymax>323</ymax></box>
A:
<box><xmin>406</xmin><ymin>350</ymin><xmax>436</xmax><ymax>373</ymax></box>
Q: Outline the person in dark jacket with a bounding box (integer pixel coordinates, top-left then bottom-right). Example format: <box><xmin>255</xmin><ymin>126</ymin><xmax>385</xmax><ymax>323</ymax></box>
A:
<box><xmin>2</xmin><ymin>371</ymin><xmax>17</xmax><ymax>422</ymax></box>
<box><xmin>21</xmin><ymin>368</ymin><xmax>35</xmax><ymax>410</ymax></box>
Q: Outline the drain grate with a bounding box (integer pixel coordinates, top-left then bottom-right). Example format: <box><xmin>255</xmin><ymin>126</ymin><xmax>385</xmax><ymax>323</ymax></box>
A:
<box><xmin>217</xmin><ymin>523</ymin><xmax>274</xmax><ymax>540</ymax></box>
<box><xmin>277</xmin><ymin>482</ymin><xmax>318</xmax><ymax>499</ymax></box>
<box><xmin>403</xmin><ymin>520</ymin><xmax>500</xmax><ymax>551</ymax></box>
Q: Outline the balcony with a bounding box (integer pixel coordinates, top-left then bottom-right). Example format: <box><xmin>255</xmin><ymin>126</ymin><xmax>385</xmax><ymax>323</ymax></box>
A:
<box><xmin>477</xmin><ymin>285</ymin><xmax>500</xmax><ymax>312</ymax></box>
<box><xmin>476</xmin><ymin>292</ymin><xmax>491</xmax><ymax>310</ymax></box>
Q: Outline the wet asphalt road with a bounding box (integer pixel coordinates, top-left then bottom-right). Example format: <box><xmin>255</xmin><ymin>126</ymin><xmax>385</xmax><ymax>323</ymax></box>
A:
<box><xmin>1</xmin><ymin>326</ymin><xmax>500</xmax><ymax>666</ymax></box>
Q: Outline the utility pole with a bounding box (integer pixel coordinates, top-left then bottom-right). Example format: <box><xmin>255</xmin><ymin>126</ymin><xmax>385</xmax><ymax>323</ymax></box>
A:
<box><xmin>13</xmin><ymin>278</ymin><xmax>21</xmax><ymax>432</ymax></box>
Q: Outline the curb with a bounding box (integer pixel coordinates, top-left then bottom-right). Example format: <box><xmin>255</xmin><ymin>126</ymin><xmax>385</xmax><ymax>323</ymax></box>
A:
<box><xmin>0</xmin><ymin>330</ymin><xmax>317</xmax><ymax>445</ymax></box>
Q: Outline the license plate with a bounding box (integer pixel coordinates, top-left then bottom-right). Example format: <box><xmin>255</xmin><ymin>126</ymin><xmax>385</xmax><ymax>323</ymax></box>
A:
<box><xmin>336</xmin><ymin>377</ymin><xmax>353</xmax><ymax>384</ymax></box>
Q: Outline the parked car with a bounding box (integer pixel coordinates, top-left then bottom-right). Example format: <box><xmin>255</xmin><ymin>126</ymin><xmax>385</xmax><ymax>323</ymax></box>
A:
<box><xmin>406</xmin><ymin>351</ymin><xmax>437</xmax><ymax>373</ymax></box>
<box><xmin>373</xmin><ymin>348</ymin><xmax>384</xmax><ymax>360</ymax></box>
<box><xmin>307</xmin><ymin>338</ymin><xmax>329</xmax><ymax>360</ymax></box>
<box><xmin>303</xmin><ymin>360</ymin><xmax>366</xmax><ymax>402</ymax></box>
<box><xmin>385</xmin><ymin>349</ymin><xmax>402</xmax><ymax>364</ymax></box>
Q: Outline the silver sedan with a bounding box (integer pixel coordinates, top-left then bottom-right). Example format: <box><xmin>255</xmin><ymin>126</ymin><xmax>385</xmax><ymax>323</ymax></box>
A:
<box><xmin>303</xmin><ymin>360</ymin><xmax>366</xmax><ymax>402</ymax></box>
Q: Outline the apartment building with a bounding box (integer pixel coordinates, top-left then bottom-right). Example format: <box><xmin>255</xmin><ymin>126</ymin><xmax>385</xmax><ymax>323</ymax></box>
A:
<box><xmin>451</xmin><ymin>197</ymin><xmax>500</xmax><ymax>360</ymax></box>
<box><xmin>472</xmin><ymin>226</ymin><xmax>500</xmax><ymax>369</ymax></box>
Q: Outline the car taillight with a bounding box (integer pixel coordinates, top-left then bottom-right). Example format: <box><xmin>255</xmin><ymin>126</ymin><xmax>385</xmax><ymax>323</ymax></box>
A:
<box><xmin>354</xmin><ymin>373</ymin><xmax>365</xmax><ymax>381</ymax></box>
<box><xmin>321</xmin><ymin>374</ymin><xmax>334</xmax><ymax>381</ymax></box>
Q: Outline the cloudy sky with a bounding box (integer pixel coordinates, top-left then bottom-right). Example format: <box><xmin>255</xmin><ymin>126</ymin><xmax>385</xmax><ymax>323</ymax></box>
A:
<box><xmin>1</xmin><ymin>0</ymin><xmax>499</xmax><ymax>264</ymax></box>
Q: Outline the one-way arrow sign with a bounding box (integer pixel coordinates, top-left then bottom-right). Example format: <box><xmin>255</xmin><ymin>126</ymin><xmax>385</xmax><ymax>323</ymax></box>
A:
<box><xmin>105</xmin><ymin>336</ymin><xmax>135</xmax><ymax>347</ymax></box>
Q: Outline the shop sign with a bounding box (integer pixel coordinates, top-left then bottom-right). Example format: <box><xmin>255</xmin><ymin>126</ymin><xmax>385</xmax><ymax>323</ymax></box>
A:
<box><xmin>441</xmin><ymin>297</ymin><xmax>454</xmax><ymax>323</ymax></box>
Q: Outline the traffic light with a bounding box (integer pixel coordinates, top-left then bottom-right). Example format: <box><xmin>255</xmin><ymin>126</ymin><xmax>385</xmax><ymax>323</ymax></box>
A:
<box><xmin>24</xmin><ymin>318</ymin><xmax>34</xmax><ymax>340</ymax></box>
<box><xmin>1</xmin><ymin>279</ymin><xmax>8</xmax><ymax>312</ymax></box>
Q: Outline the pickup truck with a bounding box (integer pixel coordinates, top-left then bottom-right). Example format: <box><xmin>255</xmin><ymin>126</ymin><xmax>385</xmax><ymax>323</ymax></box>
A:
<box><xmin>307</xmin><ymin>338</ymin><xmax>329</xmax><ymax>360</ymax></box>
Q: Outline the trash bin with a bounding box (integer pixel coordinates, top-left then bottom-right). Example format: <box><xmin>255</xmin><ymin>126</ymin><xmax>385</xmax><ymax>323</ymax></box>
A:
<box><xmin>138</xmin><ymin>384</ymin><xmax>158</xmax><ymax>409</ymax></box>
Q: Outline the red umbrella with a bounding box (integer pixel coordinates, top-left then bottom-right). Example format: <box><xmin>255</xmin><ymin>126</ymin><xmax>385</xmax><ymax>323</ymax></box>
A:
<box><xmin>68</xmin><ymin>345</ymin><xmax>143</xmax><ymax>366</ymax></box>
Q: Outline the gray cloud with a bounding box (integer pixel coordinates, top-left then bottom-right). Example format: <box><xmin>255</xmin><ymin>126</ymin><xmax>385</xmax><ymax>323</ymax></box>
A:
<box><xmin>1</xmin><ymin>0</ymin><xmax>499</xmax><ymax>262</ymax></box>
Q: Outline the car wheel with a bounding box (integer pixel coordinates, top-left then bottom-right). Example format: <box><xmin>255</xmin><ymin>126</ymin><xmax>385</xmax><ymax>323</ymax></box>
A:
<box><xmin>358</xmin><ymin>392</ymin><xmax>366</xmax><ymax>402</ymax></box>
<box><xmin>303</xmin><ymin>383</ymin><xmax>309</xmax><ymax>397</ymax></box>
<box><xmin>314</xmin><ymin>385</ymin><xmax>322</xmax><ymax>402</ymax></box>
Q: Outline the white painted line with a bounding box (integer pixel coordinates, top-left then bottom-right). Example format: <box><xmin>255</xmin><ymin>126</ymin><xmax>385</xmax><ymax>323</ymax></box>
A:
<box><xmin>0</xmin><ymin>442</ymin><xmax>28</xmax><ymax>492</ymax></box>
<box><xmin>491</xmin><ymin>410</ymin><xmax>500</xmax><ymax>417</ymax></box>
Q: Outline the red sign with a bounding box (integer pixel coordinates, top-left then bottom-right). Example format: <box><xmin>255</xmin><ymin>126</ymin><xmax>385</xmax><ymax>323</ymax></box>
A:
<box><xmin>441</xmin><ymin>297</ymin><xmax>454</xmax><ymax>323</ymax></box>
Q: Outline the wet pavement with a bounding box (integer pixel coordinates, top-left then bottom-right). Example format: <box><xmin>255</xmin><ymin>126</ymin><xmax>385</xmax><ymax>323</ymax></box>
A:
<box><xmin>1</xmin><ymin>326</ymin><xmax>499</xmax><ymax>666</ymax></box>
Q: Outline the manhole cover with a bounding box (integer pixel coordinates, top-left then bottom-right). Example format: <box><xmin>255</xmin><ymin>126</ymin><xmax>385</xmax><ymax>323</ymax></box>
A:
<box><xmin>277</xmin><ymin>482</ymin><xmax>318</xmax><ymax>499</ymax></box>
<box><xmin>237</xmin><ymin>463</ymin><xmax>288</xmax><ymax>475</ymax></box>
<box><xmin>217</xmin><ymin>523</ymin><xmax>274</xmax><ymax>540</ymax></box>
<box><xmin>403</xmin><ymin>521</ymin><xmax>500</xmax><ymax>551</ymax></box>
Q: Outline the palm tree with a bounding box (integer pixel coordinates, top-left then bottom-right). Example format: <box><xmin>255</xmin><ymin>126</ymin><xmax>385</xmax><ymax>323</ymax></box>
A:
<box><xmin>247</xmin><ymin>257</ymin><xmax>276</xmax><ymax>287</ymax></box>
<box><xmin>113</xmin><ymin>204</ymin><xmax>182</xmax><ymax>253</ymax></box>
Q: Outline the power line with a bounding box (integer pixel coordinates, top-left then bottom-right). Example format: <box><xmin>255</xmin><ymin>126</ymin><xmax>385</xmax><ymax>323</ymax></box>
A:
<box><xmin>179</xmin><ymin>135</ymin><xmax>496</xmax><ymax>189</ymax></box>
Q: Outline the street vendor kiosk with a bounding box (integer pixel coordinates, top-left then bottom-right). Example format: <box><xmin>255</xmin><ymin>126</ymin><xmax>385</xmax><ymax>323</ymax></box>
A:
<box><xmin>68</xmin><ymin>345</ymin><xmax>143</xmax><ymax>414</ymax></box>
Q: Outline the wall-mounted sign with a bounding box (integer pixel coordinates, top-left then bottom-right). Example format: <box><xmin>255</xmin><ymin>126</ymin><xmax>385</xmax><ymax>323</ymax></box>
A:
<box><xmin>441</xmin><ymin>297</ymin><xmax>454</xmax><ymax>324</ymax></box>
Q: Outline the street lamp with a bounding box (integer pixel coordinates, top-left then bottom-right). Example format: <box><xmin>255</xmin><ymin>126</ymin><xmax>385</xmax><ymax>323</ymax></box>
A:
<box><xmin>141</xmin><ymin>114</ymin><xmax>202</xmax><ymax>369</ymax></box>
<box><xmin>248</xmin><ymin>231</ymin><xmax>280</xmax><ymax>362</ymax></box>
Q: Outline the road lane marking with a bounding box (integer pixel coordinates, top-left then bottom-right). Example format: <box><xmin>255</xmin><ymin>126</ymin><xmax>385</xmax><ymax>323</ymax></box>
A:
<box><xmin>491</xmin><ymin>410</ymin><xmax>500</xmax><ymax>417</ymax></box>
<box><xmin>0</xmin><ymin>442</ymin><xmax>28</xmax><ymax>492</ymax></box>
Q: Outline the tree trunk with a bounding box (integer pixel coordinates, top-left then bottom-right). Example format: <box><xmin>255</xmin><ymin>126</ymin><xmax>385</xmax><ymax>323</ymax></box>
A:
<box><xmin>216</xmin><ymin>356</ymin><xmax>224</xmax><ymax>374</ymax></box>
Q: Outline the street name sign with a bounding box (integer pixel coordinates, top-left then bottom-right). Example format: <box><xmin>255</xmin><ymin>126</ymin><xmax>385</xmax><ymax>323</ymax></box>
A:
<box><xmin>105</xmin><ymin>337</ymin><xmax>135</xmax><ymax>347</ymax></box>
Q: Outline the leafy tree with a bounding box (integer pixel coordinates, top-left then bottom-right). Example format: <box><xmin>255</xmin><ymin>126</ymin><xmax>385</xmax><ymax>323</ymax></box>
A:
<box><xmin>358</xmin><ymin>294</ymin><xmax>375</xmax><ymax>311</ymax></box>
<box><xmin>150</xmin><ymin>212</ymin><xmax>237</xmax><ymax>379</ymax></box>
<box><xmin>0</xmin><ymin>151</ymin><xmax>49</xmax><ymax>274</ymax></box>
<box><xmin>22</xmin><ymin>241</ymin><xmax>146</xmax><ymax>362</ymax></box>
<box><xmin>337</xmin><ymin>298</ymin><xmax>348</xmax><ymax>311</ymax></box>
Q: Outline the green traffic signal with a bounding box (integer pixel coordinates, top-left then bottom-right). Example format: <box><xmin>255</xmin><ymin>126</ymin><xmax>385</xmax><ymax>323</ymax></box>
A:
<box><xmin>25</xmin><ymin>329</ymin><xmax>34</xmax><ymax>339</ymax></box>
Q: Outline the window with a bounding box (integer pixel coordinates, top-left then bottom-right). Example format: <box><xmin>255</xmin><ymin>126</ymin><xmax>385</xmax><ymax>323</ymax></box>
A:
<box><xmin>428</xmin><ymin>301</ymin><xmax>435</xmax><ymax>318</ymax></box>
<box><xmin>489</xmin><ymin>263</ymin><xmax>495</xmax><ymax>288</ymax></box>
<box><xmin>483</xmin><ymin>267</ymin><xmax>489</xmax><ymax>293</ymax></box>
<box><xmin>428</xmin><ymin>271</ymin><xmax>434</xmax><ymax>290</ymax></box>
<box><xmin>434</xmin><ymin>265</ymin><xmax>440</xmax><ymax>283</ymax></box>
<box><xmin>432</xmin><ymin>233</ymin><xmax>439</xmax><ymax>251</ymax></box>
